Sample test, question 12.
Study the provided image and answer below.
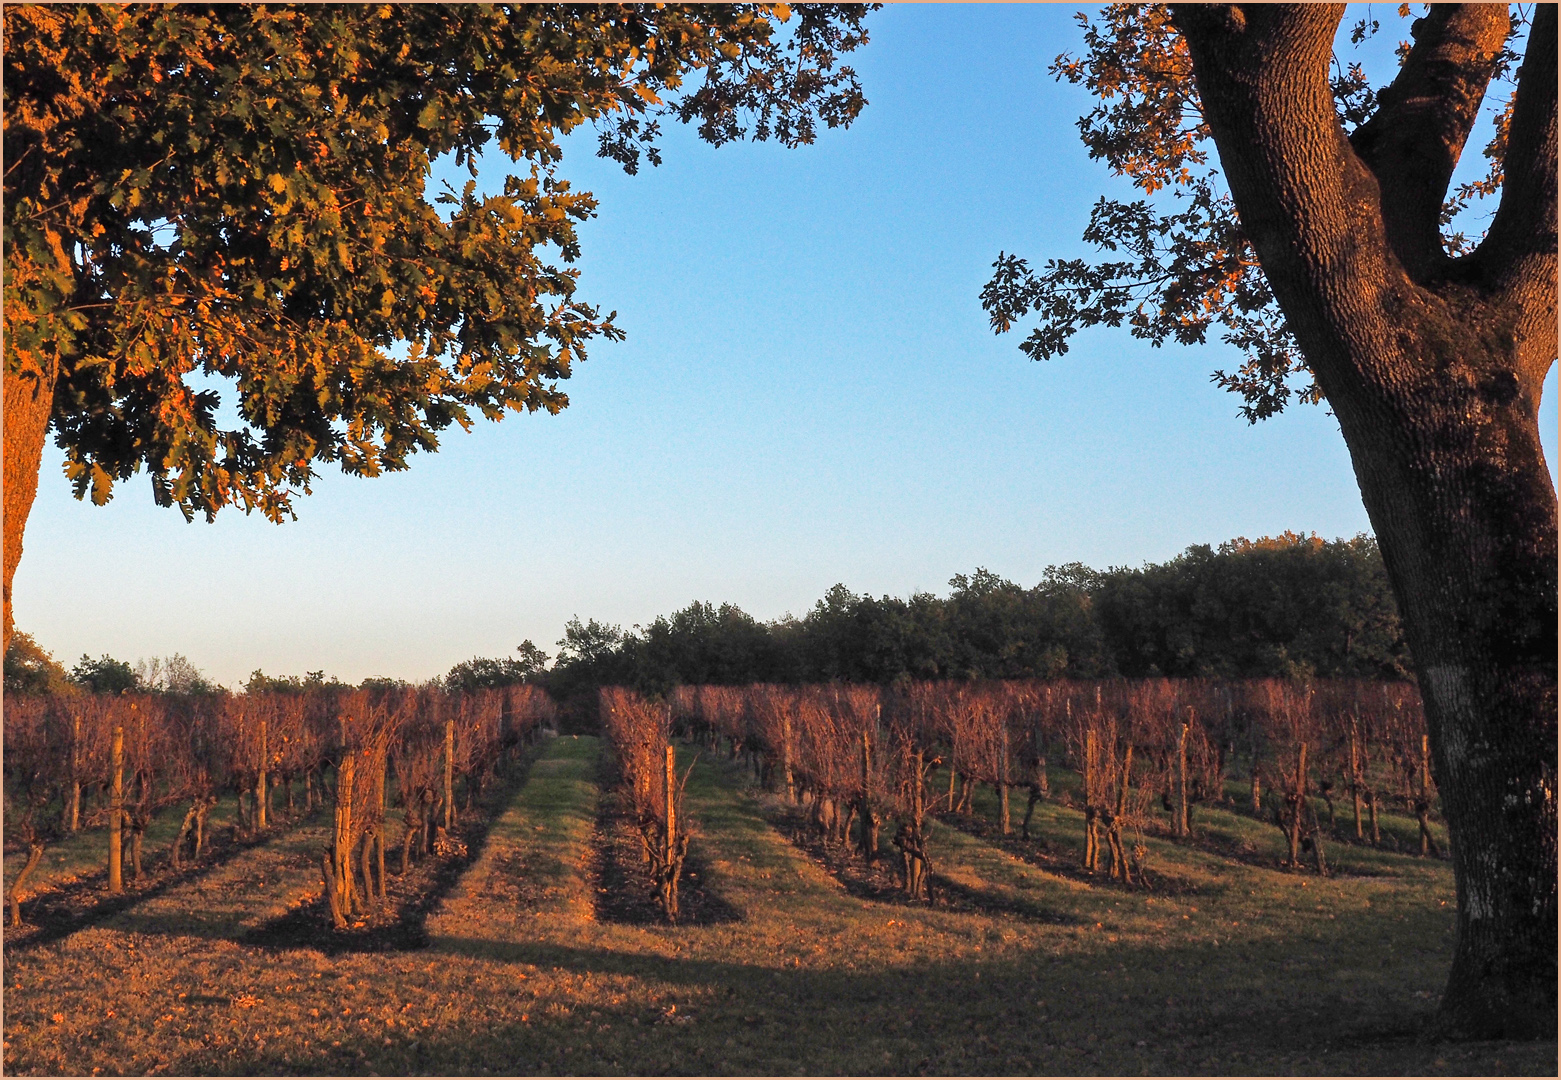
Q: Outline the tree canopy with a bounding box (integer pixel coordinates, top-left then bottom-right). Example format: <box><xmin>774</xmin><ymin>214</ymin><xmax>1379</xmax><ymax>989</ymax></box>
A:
<box><xmin>5</xmin><ymin>2</ymin><xmax>871</xmax><ymax>518</ymax></box>
<box><xmin>980</xmin><ymin>3</ymin><xmax>1527</xmax><ymax>421</ymax></box>
<box><xmin>1</xmin><ymin>3</ymin><xmax>873</xmax><ymax>651</ymax></box>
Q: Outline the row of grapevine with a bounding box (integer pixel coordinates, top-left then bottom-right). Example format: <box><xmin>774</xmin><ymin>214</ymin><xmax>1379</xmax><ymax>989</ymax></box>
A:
<box><xmin>2</xmin><ymin>685</ymin><xmax>557</xmax><ymax>927</ymax></box>
<box><xmin>598</xmin><ymin>688</ymin><xmax>696</xmax><ymax>921</ymax></box>
<box><xmin>667</xmin><ymin>678</ymin><xmax>1434</xmax><ymax>894</ymax></box>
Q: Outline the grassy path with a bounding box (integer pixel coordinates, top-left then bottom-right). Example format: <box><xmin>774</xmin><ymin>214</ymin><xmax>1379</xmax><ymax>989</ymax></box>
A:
<box><xmin>100</xmin><ymin>812</ymin><xmax>332</xmax><ymax>942</ymax></box>
<box><xmin>2</xmin><ymin>734</ymin><xmax>1552</xmax><ymax>1076</ymax></box>
<box><xmin>3</xmin><ymin>791</ymin><xmax>250</xmax><ymax>896</ymax></box>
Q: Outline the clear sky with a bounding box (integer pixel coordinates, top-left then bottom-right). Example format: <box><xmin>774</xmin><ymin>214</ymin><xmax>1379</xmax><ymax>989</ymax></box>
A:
<box><xmin>13</xmin><ymin>4</ymin><xmax>1555</xmax><ymax>688</ymax></box>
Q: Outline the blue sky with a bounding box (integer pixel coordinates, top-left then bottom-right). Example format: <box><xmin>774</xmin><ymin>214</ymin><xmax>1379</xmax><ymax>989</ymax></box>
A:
<box><xmin>14</xmin><ymin>5</ymin><xmax>1555</xmax><ymax>687</ymax></box>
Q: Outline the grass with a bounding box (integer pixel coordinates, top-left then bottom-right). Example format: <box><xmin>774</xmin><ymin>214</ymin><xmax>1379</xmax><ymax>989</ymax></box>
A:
<box><xmin>3</xmin><ymin>791</ymin><xmax>252</xmax><ymax>896</ymax></box>
<box><xmin>2</xmin><ymin>734</ymin><xmax>1553</xmax><ymax>1076</ymax></box>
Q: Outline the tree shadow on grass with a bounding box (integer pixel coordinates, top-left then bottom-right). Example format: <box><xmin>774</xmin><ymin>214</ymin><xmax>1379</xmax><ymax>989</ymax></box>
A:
<box><xmin>590</xmin><ymin>783</ymin><xmax>743</xmax><ymax>928</ymax></box>
<box><xmin>240</xmin><ymin>753</ymin><xmax>543</xmax><ymax>955</ymax></box>
<box><xmin>172</xmin><ymin>934</ymin><xmax>1556</xmax><ymax>1077</ymax></box>
<box><xmin>3</xmin><ymin>813</ymin><xmax>323</xmax><ymax>955</ymax></box>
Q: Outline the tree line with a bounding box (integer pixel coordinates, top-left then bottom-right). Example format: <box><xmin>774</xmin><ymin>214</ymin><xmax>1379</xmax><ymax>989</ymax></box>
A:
<box><xmin>544</xmin><ymin>533</ymin><xmax>1409</xmax><ymax>710</ymax></box>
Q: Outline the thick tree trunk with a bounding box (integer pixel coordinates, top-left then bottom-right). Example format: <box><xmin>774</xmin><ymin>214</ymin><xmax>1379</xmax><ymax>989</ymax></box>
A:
<box><xmin>1176</xmin><ymin>3</ymin><xmax>1558</xmax><ymax>1038</ymax></box>
<box><xmin>1</xmin><ymin>343</ymin><xmax>57</xmax><ymax>657</ymax></box>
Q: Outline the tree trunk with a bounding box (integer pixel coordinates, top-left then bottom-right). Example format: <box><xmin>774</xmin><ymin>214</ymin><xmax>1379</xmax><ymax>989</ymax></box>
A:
<box><xmin>1180</xmin><ymin>4</ymin><xmax>1561</xmax><ymax>1036</ymax></box>
<box><xmin>107</xmin><ymin>726</ymin><xmax>124</xmax><ymax>894</ymax></box>
<box><xmin>1177</xmin><ymin>4</ymin><xmax>1557</xmax><ymax>1037</ymax></box>
<box><xmin>1</xmin><ymin>340</ymin><xmax>58</xmax><ymax>657</ymax></box>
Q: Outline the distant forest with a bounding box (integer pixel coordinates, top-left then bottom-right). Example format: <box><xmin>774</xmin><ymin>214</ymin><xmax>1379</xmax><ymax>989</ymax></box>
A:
<box><xmin>8</xmin><ymin>532</ymin><xmax>1410</xmax><ymax>704</ymax></box>
<box><xmin>447</xmin><ymin>532</ymin><xmax>1411</xmax><ymax>705</ymax></box>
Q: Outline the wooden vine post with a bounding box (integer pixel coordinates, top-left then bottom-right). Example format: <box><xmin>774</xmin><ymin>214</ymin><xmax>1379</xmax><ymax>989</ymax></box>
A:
<box><xmin>256</xmin><ymin>717</ymin><xmax>268</xmax><ymax>830</ymax></box>
<box><xmin>67</xmin><ymin>710</ymin><xmax>82</xmax><ymax>832</ymax></box>
<box><xmin>1082</xmin><ymin>726</ymin><xmax>1098</xmax><ymax>874</ymax></box>
<box><xmin>781</xmin><ymin>714</ymin><xmax>795</xmax><ymax>802</ymax></box>
<box><xmin>859</xmin><ymin>729</ymin><xmax>880</xmax><ymax>861</ymax></box>
<box><xmin>375</xmin><ymin>756</ymin><xmax>387</xmax><ymax>901</ymax></box>
<box><xmin>1108</xmin><ymin>743</ymin><xmax>1134</xmax><ymax>884</ymax></box>
<box><xmin>1349</xmin><ymin>717</ymin><xmax>1364</xmax><ymax>839</ymax></box>
<box><xmin>1287</xmin><ymin>742</ymin><xmax>1308</xmax><ymax>867</ymax></box>
<box><xmin>107</xmin><ymin>725</ymin><xmax>124</xmax><ymax>894</ymax></box>
<box><xmin>998</xmin><ymin>722</ymin><xmax>1011</xmax><ymax>835</ymax></box>
<box><xmin>443</xmin><ymin>718</ymin><xmax>455</xmax><ymax>831</ymax></box>
<box><xmin>664</xmin><ymin>745</ymin><xmax>677</xmax><ymax>874</ymax></box>
<box><xmin>661</xmin><ymin>744</ymin><xmax>680</xmax><ymax>919</ymax></box>
<box><xmin>325</xmin><ymin>750</ymin><xmax>356</xmax><ymax>927</ymax></box>
<box><xmin>1175</xmin><ymin>712</ymin><xmax>1190</xmax><ymax>837</ymax></box>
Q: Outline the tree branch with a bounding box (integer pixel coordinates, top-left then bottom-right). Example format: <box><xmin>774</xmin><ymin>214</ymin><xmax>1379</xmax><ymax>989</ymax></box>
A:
<box><xmin>1350</xmin><ymin>5</ymin><xmax>1511</xmax><ymax>282</ymax></box>
<box><xmin>1476</xmin><ymin>2</ymin><xmax>1557</xmax><ymax>387</ymax></box>
<box><xmin>1172</xmin><ymin>4</ymin><xmax>1399</xmax><ymax>395</ymax></box>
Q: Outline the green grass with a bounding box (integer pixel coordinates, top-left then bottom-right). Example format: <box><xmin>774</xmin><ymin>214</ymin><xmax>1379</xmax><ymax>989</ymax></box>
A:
<box><xmin>2</xmin><ymin>735</ymin><xmax>1552</xmax><ymax>1076</ymax></box>
<box><xmin>3</xmin><ymin>791</ymin><xmax>251</xmax><ymax>896</ymax></box>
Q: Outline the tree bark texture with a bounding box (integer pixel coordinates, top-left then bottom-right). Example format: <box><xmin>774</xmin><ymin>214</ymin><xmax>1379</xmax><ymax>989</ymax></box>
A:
<box><xmin>1174</xmin><ymin>2</ymin><xmax>1557</xmax><ymax>1038</ymax></box>
<box><xmin>1</xmin><ymin>344</ymin><xmax>57</xmax><ymax>658</ymax></box>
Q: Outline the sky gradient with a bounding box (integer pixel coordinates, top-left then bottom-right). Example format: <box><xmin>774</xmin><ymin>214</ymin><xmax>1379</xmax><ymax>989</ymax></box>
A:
<box><xmin>14</xmin><ymin>5</ymin><xmax>1555</xmax><ymax>688</ymax></box>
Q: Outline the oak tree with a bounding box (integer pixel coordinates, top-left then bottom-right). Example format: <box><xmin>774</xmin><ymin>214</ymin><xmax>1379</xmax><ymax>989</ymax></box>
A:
<box><xmin>984</xmin><ymin>3</ymin><xmax>1555</xmax><ymax>1038</ymax></box>
<box><xmin>2</xmin><ymin>3</ymin><xmax>872</xmax><ymax>652</ymax></box>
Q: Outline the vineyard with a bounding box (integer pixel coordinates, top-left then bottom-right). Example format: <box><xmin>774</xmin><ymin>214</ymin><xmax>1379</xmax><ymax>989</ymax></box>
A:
<box><xmin>3</xmin><ymin>678</ymin><xmax>1550</xmax><ymax>1075</ymax></box>
<box><xmin>3</xmin><ymin>685</ymin><xmax>557</xmax><ymax>939</ymax></box>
